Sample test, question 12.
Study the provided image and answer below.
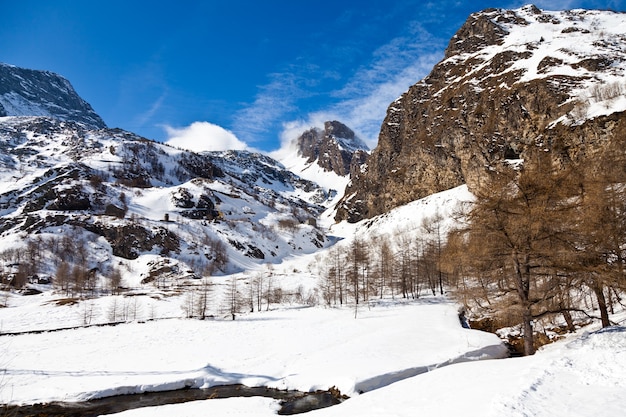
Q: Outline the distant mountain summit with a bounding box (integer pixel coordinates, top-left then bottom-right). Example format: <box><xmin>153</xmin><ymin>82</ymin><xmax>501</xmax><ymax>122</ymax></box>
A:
<box><xmin>273</xmin><ymin>120</ymin><xmax>369</xmax><ymax>216</ymax></box>
<box><xmin>337</xmin><ymin>5</ymin><xmax>626</xmax><ymax>222</ymax></box>
<box><xmin>0</xmin><ymin>63</ymin><xmax>106</xmax><ymax>128</ymax></box>
<box><xmin>296</xmin><ymin>121</ymin><xmax>369</xmax><ymax>177</ymax></box>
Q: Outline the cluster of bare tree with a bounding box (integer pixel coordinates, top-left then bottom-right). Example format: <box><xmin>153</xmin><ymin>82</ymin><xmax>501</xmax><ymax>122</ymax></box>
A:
<box><xmin>444</xmin><ymin>147</ymin><xmax>626</xmax><ymax>355</ymax></box>
<box><xmin>215</xmin><ymin>264</ymin><xmax>320</xmax><ymax>320</ymax></box>
<box><xmin>0</xmin><ymin>228</ymin><xmax>125</xmax><ymax>297</ymax></box>
<box><xmin>317</xmin><ymin>214</ymin><xmax>449</xmax><ymax>309</ymax></box>
<box><xmin>182</xmin><ymin>278</ymin><xmax>213</xmax><ymax>319</ymax></box>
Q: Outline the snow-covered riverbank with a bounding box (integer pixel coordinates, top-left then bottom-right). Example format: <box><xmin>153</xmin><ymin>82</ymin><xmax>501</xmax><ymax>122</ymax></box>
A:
<box><xmin>2</xmin><ymin>294</ymin><xmax>625</xmax><ymax>416</ymax></box>
<box><xmin>1</xmin><ymin>298</ymin><xmax>505</xmax><ymax>404</ymax></box>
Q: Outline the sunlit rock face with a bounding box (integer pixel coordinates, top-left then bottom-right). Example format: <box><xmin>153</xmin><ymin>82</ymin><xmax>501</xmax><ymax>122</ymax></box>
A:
<box><xmin>336</xmin><ymin>5</ymin><xmax>626</xmax><ymax>222</ymax></box>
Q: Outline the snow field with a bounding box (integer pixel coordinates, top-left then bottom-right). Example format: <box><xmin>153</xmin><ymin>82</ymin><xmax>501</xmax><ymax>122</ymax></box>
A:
<box><xmin>0</xmin><ymin>299</ymin><xmax>506</xmax><ymax>406</ymax></box>
<box><xmin>103</xmin><ymin>322</ymin><xmax>626</xmax><ymax>417</ymax></box>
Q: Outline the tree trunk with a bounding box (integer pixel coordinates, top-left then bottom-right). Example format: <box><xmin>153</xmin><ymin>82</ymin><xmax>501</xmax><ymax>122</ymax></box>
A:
<box><xmin>592</xmin><ymin>283</ymin><xmax>611</xmax><ymax>327</ymax></box>
<box><xmin>562</xmin><ymin>309</ymin><xmax>576</xmax><ymax>332</ymax></box>
<box><xmin>514</xmin><ymin>256</ymin><xmax>535</xmax><ymax>356</ymax></box>
<box><xmin>522</xmin><ymin>307</ymin><xmax>536</xmax><ymax>355</ymax></box>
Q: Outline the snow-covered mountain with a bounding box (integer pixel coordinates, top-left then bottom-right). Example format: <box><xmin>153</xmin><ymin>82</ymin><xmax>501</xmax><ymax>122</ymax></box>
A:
<box><xmin>337</xmin><ymin>5</ymin><xmax>626</xmax><ymax>222</ymax></box>
<box><xmin>0</xmin><ymin>114</ymin><xmax>332</xmax><ymax>287</ymax></box>
<box><xmin>273</xmin><ymin>120</ymin><xmax>369</xmax><ymax>222</ymax></box>
<box><xmin>0</xmin><ymin>63</ymin><xmax>106</xmax><ymax>128</ymax></box>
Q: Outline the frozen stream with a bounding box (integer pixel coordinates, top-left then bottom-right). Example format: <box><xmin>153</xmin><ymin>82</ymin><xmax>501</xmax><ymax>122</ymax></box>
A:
<box><xmin>2</xmin><ymin>384</ymin><xmax>345</xmax><ymax>416</ymax></box>
<box><xmin>2</xmin><ymin>345</ymin><xmax>506</xmax><ymax>417</ymax></box>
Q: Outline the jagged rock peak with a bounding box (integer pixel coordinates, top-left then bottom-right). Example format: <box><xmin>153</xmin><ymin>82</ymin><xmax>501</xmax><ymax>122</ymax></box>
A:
<box><xmin>336</xmin><ymin>5</ymin><xmax>626</xmax><ymax>223</ymax></box>
<box><xmin>296</xmin><ymin>120</ymin><xmax>369</xmax><ymax>176</ymax></box>
<box><xmin>0</xmin><ymin>62</ymin><xmax>106</xmax><ymax>129</ymax></box>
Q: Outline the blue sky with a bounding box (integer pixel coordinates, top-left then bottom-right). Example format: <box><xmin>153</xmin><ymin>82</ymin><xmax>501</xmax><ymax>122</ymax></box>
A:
<box><xmin>2</xmin><ymin>1</ymin><xmax>625</xmax><ymax>152</ymax></box>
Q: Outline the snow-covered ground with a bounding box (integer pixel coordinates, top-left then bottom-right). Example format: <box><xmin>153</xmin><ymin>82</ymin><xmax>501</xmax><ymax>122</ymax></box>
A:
<box><xmin>1</xmin><ymin>294</ymin><xmax>624</xmax><ymax>416</ymax></box>
<box><xmin>1</xmin><ymin>298</ymin><xmax>506</xmax><ymax>403</ymax></box>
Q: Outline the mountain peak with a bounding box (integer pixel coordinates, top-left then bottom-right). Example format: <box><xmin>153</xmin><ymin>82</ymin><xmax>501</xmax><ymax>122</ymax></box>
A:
<box><xmin>296</xmin><ymin>120</ymin><xmax>368</xmax><ymax>177</ymax></box>
<box><xmin>0</xmin><ymin>62</ymin><xmax>106</xmax><ymax>129</ymax></box>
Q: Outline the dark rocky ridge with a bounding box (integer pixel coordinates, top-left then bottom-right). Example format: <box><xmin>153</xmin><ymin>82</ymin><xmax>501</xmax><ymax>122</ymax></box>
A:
<box><xmin>296</xmin><ymin>121</ymin><xmax>369</xmax><ymax>177</ymax></box>
<box><xmin>0</xmin><ymin>63</ymin><xmax>106</xmax><ymax>129</ymax></box>
<box><xmin>336</xmin><ymin>5</ymin><xmax>626</xmax><ymax>222</ymax></box>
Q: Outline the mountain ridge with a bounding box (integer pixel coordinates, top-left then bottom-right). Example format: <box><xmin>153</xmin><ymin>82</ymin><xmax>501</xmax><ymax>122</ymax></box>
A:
<box><xmin>0</xmin><ymin>63</ymin><xmax>106</xmax><ymax>129</ymax></box>
<box><xmin>0</xmin><ymin>114</ymin><xmax>332</xmax><ymax>287</ymax></box>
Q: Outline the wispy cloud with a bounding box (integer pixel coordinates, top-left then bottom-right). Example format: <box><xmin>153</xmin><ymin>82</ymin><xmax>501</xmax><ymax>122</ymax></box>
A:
<box><xmin>276</xmin><ymin>22</ymin><xmax>446</xmax><ymax>150</ymax></box>
<box><xmin>133</xmin><ymin>91</ymin><xmax>167</xmax><ymax>127</ymax></box>
<box><xmin>232</xmin><ymin>66</ymin><xmax>322</xmax><ymax>145</ymax></box>
<box><xmin>164</xmin><ymin>121</ymin><xmax>248</xmax><ymax>152</ymax></box>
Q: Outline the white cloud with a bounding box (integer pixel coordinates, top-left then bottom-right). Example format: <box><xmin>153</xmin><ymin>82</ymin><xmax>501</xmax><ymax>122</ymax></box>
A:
<box><xmin>278</xmin><ymin>114</ymin><xmax>329</xmax><ymax>147</ymax></box>
<box><xmin>164</xmin><ymin>121</ymin><xmax>248</xmax><ymax>152</ymax></box>
<box><xmin>235</xmin><ymin>4</ymin><xmax>450</xmax><ymax>152</ymax></box>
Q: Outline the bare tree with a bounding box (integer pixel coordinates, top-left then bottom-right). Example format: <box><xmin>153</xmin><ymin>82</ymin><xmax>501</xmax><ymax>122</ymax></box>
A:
<box><xmin>375</xmin><ymin>236</ymin><xmax>394</xmax><ymax>299</ymax></box>
<box><xmin>227</xmin><ymin>275</ymin><xmax>239</xmax><ymax>320</ymax></box>
<box><xmin>348</xmin><ymin>236</ymin><xmax>368</xmax><ymax>305</ymax></box>
<box><xmin>422</xmin><ymin>211</ymin><xmax>446</xmax><ymax>295</ymax></box>
<box><xmin>572</xmin><ymin>140</ymin><xmax>626</xmax><ymax>327</ymax></box>
<box><xmin>12</xmin><ymin>262</ymin><xmax>28</xmax><ymax>289</ymax></box>
<box><xmin>183</xmin><ymin>291</ymin><xmax>196</xmax><ymax>318</ymax></box>
<box><xmin>264</xmin><ymin>264</ymin><xmax>274</xmax><ymax>311</ymax></box>
<box><xmin>108</xmin><ymin>266</ymin><xmax>123</xmax><ymax>294</ymax></box>
<box><xmin>252</xmin><ymin>272</ymin><xmax>264</xmax><ymax>312</ymax></box>
<box><xmin>55</xmin><ymin>261</ymin><xmax>71</xmax><ymax>296</ymax></box>
<box><xmin>447</xmin><ymin>156</ymin><xmax>582</xmax><ymax>355</ymax></box>
<box><xmin>71</xmin><ymin>264</ymin><xmax>87</xmax><ymax>297</ymax></box>
<box><xmin>207</xmin><ymin>237</ymin><xmax>229</xmax><ymax>273</ymax></box>
<box><xmin>327</xmin><ymin>246</ymin><xmax>347</xmax><ymax>305</ymax></box>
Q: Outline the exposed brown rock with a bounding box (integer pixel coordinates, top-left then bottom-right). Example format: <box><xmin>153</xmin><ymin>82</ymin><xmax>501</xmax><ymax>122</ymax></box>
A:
<box><xmin>336</xmin><ymin>6</ymin><xmax>626</xmax><ymax>222</ymax></box>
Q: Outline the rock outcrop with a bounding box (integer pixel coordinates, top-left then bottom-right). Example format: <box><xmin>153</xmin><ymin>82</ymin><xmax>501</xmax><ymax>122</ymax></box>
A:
<box><xmin>336</xmin><ymin>5</ymin><xmax>626</xmax><ymax>222</ymax></box>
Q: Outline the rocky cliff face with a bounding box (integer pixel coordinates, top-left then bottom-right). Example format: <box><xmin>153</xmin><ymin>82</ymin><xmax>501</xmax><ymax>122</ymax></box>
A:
<box><xmin>336</xmin><ymin>5</ymin><xmax>626</xmax><ymax>222</ymax></box>
<box><xmin>296</xmin><ymin>120</ymin><xmax>369</xmax><ymax>177</ymax></box>
<box><xmin>0</xmin><ymin>63</ymin><xmax>106</xmax><ymax>128</ymax></box>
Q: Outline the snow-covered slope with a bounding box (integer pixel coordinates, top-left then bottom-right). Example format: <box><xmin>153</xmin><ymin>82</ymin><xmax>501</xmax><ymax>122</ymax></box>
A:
<box><xmin>272</xmin><ymin>120</ymin><xmax>369</xmax><ymax>226</ymax></box>
<box><xmin>443</xmin><ymin>5</ymin><xmax>626</xmax><ymax>124</ymax></box>
<box><xmin>0</xmin><ymin>300</ymin><xmax>508</xmax><ymax>405</ymax></box>
<box><xmin>310</xmin><ymin>324</ymin><xmax>626</xmax><ymax>417</ymax></box>
<box><xmin>0</xmin><ymin>116</ymin><xmax>331</xmax><ymax>288</ymax></box>
<box><xmin>274</xmin><ymin>143</ymin><xmax>349</xmax><ymax>207</ymax></box>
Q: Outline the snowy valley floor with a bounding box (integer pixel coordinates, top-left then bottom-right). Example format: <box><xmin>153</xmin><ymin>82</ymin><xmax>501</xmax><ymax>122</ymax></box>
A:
<box><xmin>1</xmin><ymin>295</ymin><xmax>625</xmax><ymax>416</ymax></box>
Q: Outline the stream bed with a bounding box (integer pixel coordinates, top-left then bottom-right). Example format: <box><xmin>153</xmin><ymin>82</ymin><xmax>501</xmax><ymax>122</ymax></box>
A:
<box><xmin>1</xmin><ymin>384</ymin><xmax>347</xmax><ymax>416</ymax></box>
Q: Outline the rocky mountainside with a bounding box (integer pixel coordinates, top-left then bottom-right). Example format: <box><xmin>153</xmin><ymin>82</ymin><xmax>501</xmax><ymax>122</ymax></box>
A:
<box><xmin>336</xmin><ymin>5</ymin><xmax>626</xmax><ymax>222</ymax></box>
<box><xmin>296</xmin><ymin>120</ymin><xmax>369</xmax><ymax>177</ymax></box>
<box><xmin>0</xmin><ymin>63</ymin><xmax>106</xmax><ymax>129</ymax></box>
